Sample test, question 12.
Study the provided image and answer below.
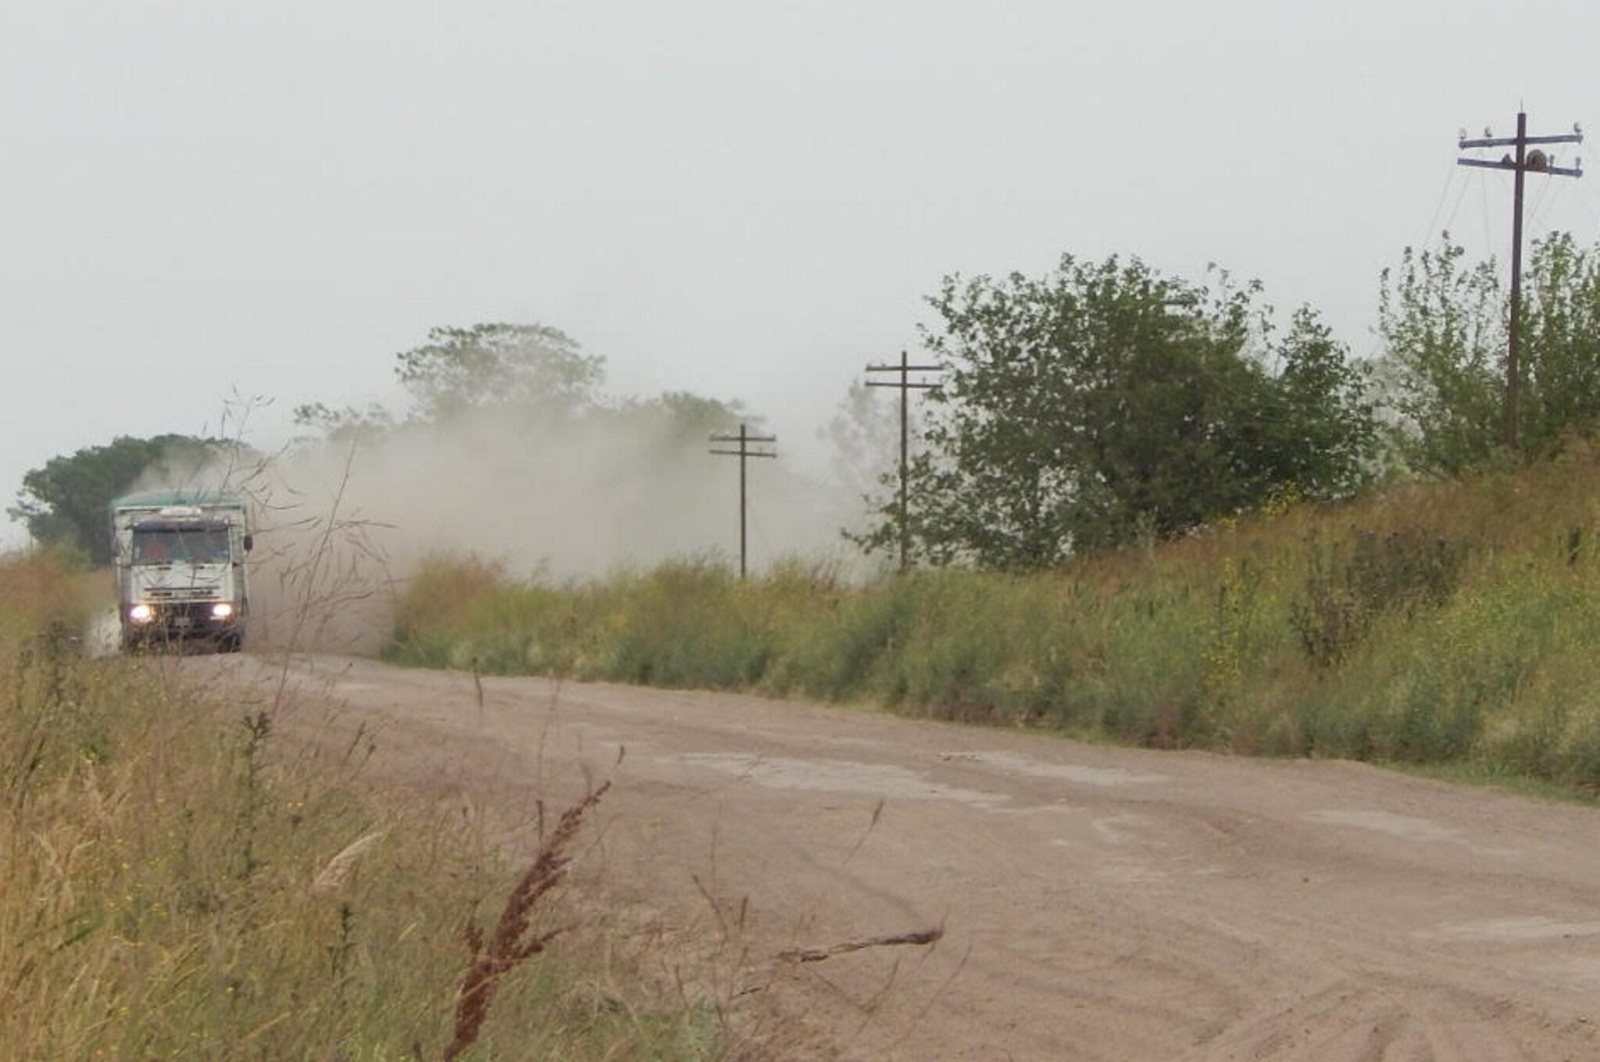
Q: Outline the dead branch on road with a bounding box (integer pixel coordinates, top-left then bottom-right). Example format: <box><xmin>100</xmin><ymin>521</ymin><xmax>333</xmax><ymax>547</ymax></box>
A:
<box><xmin>778</xmin><ymin>926</ymin><xmax>943</xmax><ymax>963</ymax></box>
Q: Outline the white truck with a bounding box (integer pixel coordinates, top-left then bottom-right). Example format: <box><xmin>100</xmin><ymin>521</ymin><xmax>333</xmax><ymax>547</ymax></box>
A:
<box><xmin>110</xmin><ymin>490</ymin><xmax>253</xmax><ymax>652</ymax></box>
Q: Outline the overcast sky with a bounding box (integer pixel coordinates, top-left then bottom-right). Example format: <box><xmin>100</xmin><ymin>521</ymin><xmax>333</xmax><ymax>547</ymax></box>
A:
<box><xmin>6</xmin><ymin>0</ymin><xmax>1600</xmax><ymax>549</ymax></box>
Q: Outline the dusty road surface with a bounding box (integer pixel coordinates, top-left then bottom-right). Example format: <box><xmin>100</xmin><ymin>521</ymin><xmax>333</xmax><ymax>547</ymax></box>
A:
<box><xmin>190</xmin><ymin>653</ymin><xmax>1600</xmax><ymax>1061</ymax></box>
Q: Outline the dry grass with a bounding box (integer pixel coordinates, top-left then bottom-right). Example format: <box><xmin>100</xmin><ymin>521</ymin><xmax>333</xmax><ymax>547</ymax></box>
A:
<box><xmin>0</xmin><ymin>550</ymin><xmax>728</xmax><ymax>1062</ymax></box>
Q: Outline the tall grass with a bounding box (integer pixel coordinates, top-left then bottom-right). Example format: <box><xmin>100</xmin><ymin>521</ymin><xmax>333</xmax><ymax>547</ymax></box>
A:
<box><xmin>386</xmin><ymin>445</ymin><xmax>1600</xmax><ymax>793</ymax></box>
<box><xmin>1</xmin><ymin>550</ymin><xmax>724</xmax><ymax>1061</ymax></box>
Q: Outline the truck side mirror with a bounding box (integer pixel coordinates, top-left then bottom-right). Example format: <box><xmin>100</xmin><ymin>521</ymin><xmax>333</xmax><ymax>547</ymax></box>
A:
<box><xmin>243</xmin><ymin>534</ymin><xmax>254</xmax><ymax>553</ymax></box>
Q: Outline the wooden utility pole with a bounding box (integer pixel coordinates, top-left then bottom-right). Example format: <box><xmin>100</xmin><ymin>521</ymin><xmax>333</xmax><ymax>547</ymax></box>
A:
<box><xmin>865</xmin><ymin>351</ymin><xmax>943</xmax><ymax>571</ymax></box>
<box><xmin>1457</xmin><ymin>112</ymin><xmax>1583</xmax><ymax>450</ymax></box>
<box><xmin>709</xmin><ymin>423</ymin><xmax>776</xmax><ymax>578</ymax></box>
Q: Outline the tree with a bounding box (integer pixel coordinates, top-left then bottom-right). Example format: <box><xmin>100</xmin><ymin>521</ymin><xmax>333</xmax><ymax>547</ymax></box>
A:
<box><xmin>9</xmin><ymin>435</ymin><xmax>241</xmax><ymax>563</ymax></box>
<box><xmin>394</xmin><ymin>323</ymin><xmax>605</xmax><ymax>421</ymax></box>
<box><xmin>1521</xmin><ymin>233</ymin><xmax>1600</xmax><ymax>452</ymax></box>
<box><xmin>1233</xmin><ymin>307</ymin><xmax>1378</xmax><ymax>503</ymax></box>
<box><xmin>618</xmin><ymin>390</ymin><xmax>750</xmax><ymax>443</ymax></box>
<box><xmin>825</xmin><ymin>380</ymin><xmax>906</xmax><ymax>499</ymax></box>
<box><xmin>1378</xmin><ymin>235</ymin><xmax>1504</xmax><ymax>475</ymax></box>
<box><xmin>1378</xmin><ymin>231</ymin><xmax>1600</xmax><ymax>474</ymax></box>
<box><xmin>857</xmin><ymin>254</ymin><xmax>1375</xmax><ymax>568</ymax></box>
<box><xmin>291</xmin><ymin>402</ymin><xmax>396</xmax><ymax>447</ymax></box>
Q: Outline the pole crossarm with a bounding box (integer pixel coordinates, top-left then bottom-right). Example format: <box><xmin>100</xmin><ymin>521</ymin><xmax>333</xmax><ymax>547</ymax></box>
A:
<box><xmin>1456</xmin><ymin>158</ymin><xmax>1583</xmax><ymax>178</ymax></box>
<box><xmin>1458</xmin><ymin>132</ymin><xmax>1582</xmax><ymax>150</ymax></box>
<box><xmin>866</xmin><ymin>361</ymin><xmax>944</xmax><ymax>391</ymax></box>
<box><xmin>709</xmin><ymin>430</ymin><xmax>777</xmax><ymax>458</ymax></box>
<box><xmin>709</xmin><ymin>433</ymin><xmax>777</xmax><ymax>443</ymax></box>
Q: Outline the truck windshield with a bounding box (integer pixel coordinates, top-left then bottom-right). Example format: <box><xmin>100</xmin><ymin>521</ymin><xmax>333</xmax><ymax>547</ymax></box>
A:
<box><xmin>131</xmin><ymin>529</ymin><xmax>232</xmax><ymax>565</ymax></box>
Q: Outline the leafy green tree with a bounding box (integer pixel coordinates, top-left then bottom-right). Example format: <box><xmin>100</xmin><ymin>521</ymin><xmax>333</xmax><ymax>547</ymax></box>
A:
<box><xmin>1378</xmin><ymin>231</ymin><xmax>1600</xmax><ymax>474</ymax></box>
<box><xmin>1236</xmin><ymin>307</ymin><xmax>1379</xmax><ymax>502</ymax></box>
<box><xmin>1378</xmin><ymin>235</ymin><xmax>1504</xmax><ymax>475</ymax></box>
<box><xmin>9</xmin><ymin>435</ymin><xmax>239</xmax><ymax>563</ymax></box>
<box><xmin>857</xmin><ymin>254</ymin><xmax>1375</xmax><ymax>568</ymax></box>
<box><xmin>1522</xmin><ymin>233</ymin><xmax>1600</xmax><ymax>451</ymax></box>
<box><xmin>394</xmin><ymin>323</ymin><xmax>605</xmax><ymax>420</ymax></box>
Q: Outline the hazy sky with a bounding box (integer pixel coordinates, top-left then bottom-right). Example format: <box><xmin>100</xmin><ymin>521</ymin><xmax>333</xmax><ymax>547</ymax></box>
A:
<box><xmin>6</xmin><ymin>0</ymin><xmax>1600</xmax><ymax>550</ymax></box>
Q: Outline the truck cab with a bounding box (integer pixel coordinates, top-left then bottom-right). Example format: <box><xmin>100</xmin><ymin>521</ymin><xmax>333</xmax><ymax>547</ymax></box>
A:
<box><xmin>111</xmin><ymin>491</ymin><xmax>252</xmax><ymax>652</ymax></box>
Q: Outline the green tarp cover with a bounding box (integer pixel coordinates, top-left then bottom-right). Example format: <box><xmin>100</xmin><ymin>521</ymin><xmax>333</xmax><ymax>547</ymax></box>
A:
<box><xmin>110</xmin><ymin>490</ymin><xmax>245</xmax><ymax>511</ymax></box>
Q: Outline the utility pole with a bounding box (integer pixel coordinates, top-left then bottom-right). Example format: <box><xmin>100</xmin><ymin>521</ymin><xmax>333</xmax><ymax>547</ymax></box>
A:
<box><xmin>865</xmin><ymin>350</ymin><xmax>943</xmax><ymax>571</ymax></box>
<box><xmin>709</xmin><ymin>423</ymin><xmax>776</xmax><ymax>578</ymax></box>
<box><xmin>1457</xmin><ymin>111</ymin><xmax>1583</xmax><ymax>450</ymax></box>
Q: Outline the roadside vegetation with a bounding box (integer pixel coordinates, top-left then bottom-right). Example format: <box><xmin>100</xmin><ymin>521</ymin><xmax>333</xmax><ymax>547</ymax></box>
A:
<box><xmin>368</xmin><ymin>231</ymin><xmax>1600</xmax><ymax>800</ymax></box>
<box><xmin>387</xmin><ymin>445</ymin><xmax>1600</xmax><ymax>796</ymax></box>
<box><xmin>0</xmin><ymin>551</ymin><xmax>726</xmax><ymax>1061</ymax></box>
<box><xmin>20</xmin><ymin>232</ymin><xmax>1600</xmax><ymax>806</ymax></box>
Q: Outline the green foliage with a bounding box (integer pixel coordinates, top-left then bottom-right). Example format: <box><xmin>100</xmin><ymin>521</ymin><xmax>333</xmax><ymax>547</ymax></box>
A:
<box><xmin>8</xmin><ymin>435</ymin><xmax>242</xmax><ymax>563</ymax></box>
<box><xmin>1379</xmin><ymin>235</ymin><xmax>1506</xmax><ymax>473</ymax></box>
<box><xmin>1522</xmin><ymin>233</ymin><xmax>1600</xmax><ymax>450</ymax></box>
<box><xmin>394</xmin><ymin>322</ymin><xmax>606</xmax><ymax>421</ymax></box>
<box><xmin>862</xmin><ymin>254</ymin><xmax>1375</xmax><ymax>568</ymax></box>
<box><xmin>390</xmin><ymin>447</ymin><xmax>1600</xmax><ymax>795</ymax></box>
<box><xmin>1379</xmin><ymin>231</ymin><xmax>1600</xmax><ymax>473</ymax></box>
<box><xmin>1248</xmin><ymin>307</ymin><xmax>1381</xmax><ymax>500</ymax></box>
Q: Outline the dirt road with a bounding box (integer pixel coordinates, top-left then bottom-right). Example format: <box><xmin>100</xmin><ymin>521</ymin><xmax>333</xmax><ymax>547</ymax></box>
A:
<box><xmin>196</xmin><ymin>654</ymin><xmax>1600</xmax><ymax>1060</ymax></box>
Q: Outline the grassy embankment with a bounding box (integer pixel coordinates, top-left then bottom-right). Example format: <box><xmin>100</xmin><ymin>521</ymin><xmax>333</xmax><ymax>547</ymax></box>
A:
<box><xmin>0</xmin><ymin>551</ymin><xmax>723</xmax><ymax>1061</ymax></box>
<box><xmin>387</xmin><ymin>448</ymin><xmax>1600</xmax><ymax>795</ymax></box>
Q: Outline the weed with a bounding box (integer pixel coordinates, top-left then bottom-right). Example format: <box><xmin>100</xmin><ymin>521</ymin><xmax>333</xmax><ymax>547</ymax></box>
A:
<box><xmin>442</xmin><ymin>781</ymin><xmax>610</xmax><ymax>1061</ymax></box>
<box><xmin>1291</xmin><ymin>528</ymin><xmax>1467</xmax><ymax>666</ymax></box>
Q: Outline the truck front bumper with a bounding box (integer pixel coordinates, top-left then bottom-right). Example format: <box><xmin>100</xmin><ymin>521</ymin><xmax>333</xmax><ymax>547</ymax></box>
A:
<box><xmin>123</xmin><ymin>602</ymin><xmax>244</xmax><ymax>648</ymax></box>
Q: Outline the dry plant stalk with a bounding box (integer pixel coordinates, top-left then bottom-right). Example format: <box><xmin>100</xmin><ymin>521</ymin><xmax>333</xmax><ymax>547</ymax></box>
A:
<box><xmin>311</xmin><ymin>829</ymin><xmax>387</xmax><ymax>894</ymax></box>
<box><xmin>439</xmin><ymin>780</ymin><xmax>611</xmax><ymax>1062</ymax></box>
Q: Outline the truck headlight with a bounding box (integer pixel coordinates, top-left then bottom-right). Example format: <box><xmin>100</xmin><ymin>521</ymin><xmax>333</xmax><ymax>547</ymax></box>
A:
<box><xmin>129</xmin><ymin>603</ymin><xmax>155</xmax><ymax>624</ymax></box>
<box><xmin>211</xmin><ymin>602</ymin><xmax>235</xmax><ymax>619</ymax></box>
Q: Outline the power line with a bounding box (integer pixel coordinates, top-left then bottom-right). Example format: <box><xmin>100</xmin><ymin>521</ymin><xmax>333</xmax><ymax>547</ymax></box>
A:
<box><xmin>1479</xmin><ymin>163</ymin><xmax>1495</xmax><ymax>254</ymax></box>
<box><xmin>1526</xmin><ymin>169</ymin><xmax>1561</xmax><ymax>238</ymax></box>
<box><xmin>1416</xmin><ymin>165</ymin><xmax>1459</xmax><ymax>250</ymax></box>
<box><xmin>1578</xmin><ymin>179</ymin><xmax>1600</xmax><ymax>235</ymax></box>
<box><xmin>1440</xmin><ymin>167</ymin><xmax>1473</xmax><ymax>240</ymax></box>
<box><xmin>1457</xmin><ymin>111</ymin><xmax>1584</xmax><ymax>449</ymax></box>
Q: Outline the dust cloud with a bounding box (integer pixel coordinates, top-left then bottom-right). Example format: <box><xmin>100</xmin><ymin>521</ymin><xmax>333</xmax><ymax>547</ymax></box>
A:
<box><xmin>155</xmin><ymin>404</ymin><xmax>869</xmax><ymax>655</ymax></box>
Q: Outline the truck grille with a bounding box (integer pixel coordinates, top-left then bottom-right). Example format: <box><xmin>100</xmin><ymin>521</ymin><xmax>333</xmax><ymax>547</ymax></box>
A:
<box><xmin>146</xmin><ymin>586</ymin><xmax>221</xmax><ymax>601</ymax></box>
